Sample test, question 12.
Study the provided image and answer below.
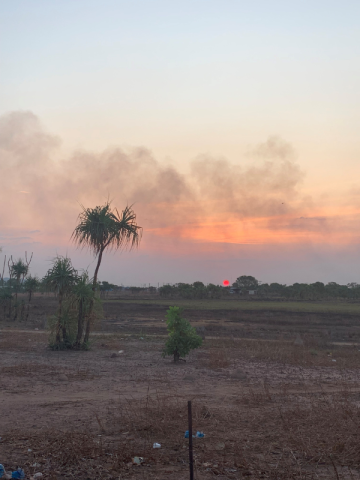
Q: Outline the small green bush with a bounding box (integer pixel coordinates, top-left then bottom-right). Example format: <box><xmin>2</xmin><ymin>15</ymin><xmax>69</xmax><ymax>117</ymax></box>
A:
<box><xmin>162</xmin><ymin>306</ymin><xmax>202</xmax><ymax>362</ymax></box>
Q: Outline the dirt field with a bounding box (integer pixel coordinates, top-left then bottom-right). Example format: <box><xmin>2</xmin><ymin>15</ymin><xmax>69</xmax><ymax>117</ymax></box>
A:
<box><xmin>1</xmin><ymin>294</ymin><xmax>360</xmax><ymax>479</ymax></box>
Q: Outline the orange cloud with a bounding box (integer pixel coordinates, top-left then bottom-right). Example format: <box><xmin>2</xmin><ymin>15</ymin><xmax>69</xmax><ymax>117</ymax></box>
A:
<box><xmin>1</xmin><ymin>110</ymin><xmax>360</xmax><ymax>258</ymax></box>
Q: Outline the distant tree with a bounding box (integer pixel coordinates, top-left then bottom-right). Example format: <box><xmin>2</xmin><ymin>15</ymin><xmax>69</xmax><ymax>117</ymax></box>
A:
<box><xmin>177</xmin><ymin>283</ymin><xmax>195</xmax><ymax>299</ymax></box>
<box><xmin>159</xmin><ymin>284</ymin><xmax>174</xmax><ymax>297</ymax></box>
<box><xmin>10</xmin><ymin>259</ymin><xmax>29</xmax><ymax>286</ymax></box>
<box><xmin>24</xmin><ymin>275</ymin><xmax>40</xmax><ymax>322</ymax></box>
<box><xmin>72</xmin><ymin>202</ymin><xmax>142</xmax><ymax>344</ymax></box>
<box><xmin>233</xmin><ymin>275</ymin><xmax>259</xmax><ymax>291</ymax></box>
<box><xmin>24</xmin><ymin>275</ymin><xmax>40</xmax><ymax>303</ymax></box>
<box><xmin>0</xmin><ymin>288</ymin><xmax>12</xmax><ymax>320</ymax></box>
<box><xmin>206</xmin><ymin>283</ymin><xmax>223</xmax><ymax>299</ymax></box>
<box><xmin>162</xmin><ymin>306</ymin><xmax>202</xmax><ymax>362</ymax></box>
<box><xmin>10</xmin><ymin>255</ymin><xmax>32</xmax><ymax>320</ymax></box>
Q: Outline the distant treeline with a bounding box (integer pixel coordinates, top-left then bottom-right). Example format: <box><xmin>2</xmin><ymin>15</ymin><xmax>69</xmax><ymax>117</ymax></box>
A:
<box><xmin>3</xmin><ymin>274</ymin><xmax>360</xmax><ymax>301</ymax></box>
<box><xmin>158</xmin><ymin>276</ymin><xmax>360</xmax><ymax>300</ymax></box>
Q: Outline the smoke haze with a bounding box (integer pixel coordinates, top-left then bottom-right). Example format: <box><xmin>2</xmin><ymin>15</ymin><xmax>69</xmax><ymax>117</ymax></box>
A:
<box><xmin>1</xmin><ymin>111</ymin><xmax>359</xmax><ymax>284</ymax></box>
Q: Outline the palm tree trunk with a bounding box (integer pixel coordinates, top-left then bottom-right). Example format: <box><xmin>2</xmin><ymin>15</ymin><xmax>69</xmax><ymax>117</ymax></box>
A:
<box><xmin>84</xmin><ymin>248</ymin><xmax>103</xmax><ymax>344</ymax></box>
<box><xmin>25</xmin><ymin>290</ymin><xmax>32</xmax><ymax>322</ymax></box>
<box><xmin>75</xmin><ymin>298</ymin><xmax>84</xmax><ymax>346</ymax></box>
<box><xmin>56</xmin><ymin>294</ymin><xmax>62</xmax><ymax>344</ymax></box>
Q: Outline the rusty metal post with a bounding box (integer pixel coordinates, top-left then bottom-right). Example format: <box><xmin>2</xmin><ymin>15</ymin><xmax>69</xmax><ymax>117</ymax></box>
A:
<box><xmin>188</xmin><ymin>400</ymin><xmax>194</xmax><ymax>480</ymax></box>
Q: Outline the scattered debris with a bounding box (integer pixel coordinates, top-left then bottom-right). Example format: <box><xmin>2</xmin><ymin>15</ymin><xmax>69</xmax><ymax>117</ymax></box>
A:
<box><xmin>184</xmin><ymin>430</ymin><xmax>204</xmax><ymax>438</ymax></box>
<box><xmin>132</xmin><ymin>457</ymin><xmax>143</xmax><ymax>465</ymax></box>
<box><xmin>33</xmin><ymin>474</ymin><xmax>43</xmax><ymax>479</ymax></box>
<box><xmin>118</xmin><ymin>350</ymin><xmax>124</xmax><ymax>354</ymax></box>
<box><xmin>11</xmin><ymin>468</ymin><xmax>25</xmax><ymax>479</ymax></box>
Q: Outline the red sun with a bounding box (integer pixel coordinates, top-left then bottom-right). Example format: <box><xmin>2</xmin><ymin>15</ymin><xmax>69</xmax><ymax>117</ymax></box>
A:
<box><xmin>223</xmin><ymin>280</ymin><xmax>230</xmax><ymax>286</ymax></box>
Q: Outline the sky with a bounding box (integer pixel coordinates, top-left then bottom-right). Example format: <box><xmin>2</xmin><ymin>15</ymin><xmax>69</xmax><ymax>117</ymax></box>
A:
<box><xmin>1</xmin><ymin>0</ymin><xmax>360</xmax><ymax>285</ymax></box>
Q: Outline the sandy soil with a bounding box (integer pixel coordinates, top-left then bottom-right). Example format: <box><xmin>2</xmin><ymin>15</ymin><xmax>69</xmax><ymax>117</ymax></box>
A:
<box><xmin>1</xmin><ymin>296</ymin><xmax>360</xmax><ymax>479</ymax></box>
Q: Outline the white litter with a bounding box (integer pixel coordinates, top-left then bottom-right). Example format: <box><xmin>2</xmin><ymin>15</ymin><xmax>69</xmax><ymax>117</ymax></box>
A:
<box><xmin>153</xmin><ymin>442</ymin><xmax>161</xmax><ymax>448</ymax></box>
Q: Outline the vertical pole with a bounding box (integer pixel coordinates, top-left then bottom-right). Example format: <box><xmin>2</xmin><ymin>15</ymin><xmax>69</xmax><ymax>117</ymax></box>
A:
<box><xmin>188</xmin><ymin>400</ymin><xmax>194</xmax><ymax>480</ymax></box>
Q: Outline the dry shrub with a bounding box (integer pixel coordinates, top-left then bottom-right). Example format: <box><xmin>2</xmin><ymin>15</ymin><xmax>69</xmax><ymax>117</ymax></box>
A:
<box><xmin>199</xmin><ymin>340</ymin><xmax>233</xmax><ymax>369</ymax></box>
<box><xmin>1</xmin><ymin>430</ymin><xmax>133</xmax><ymax>478</ymax></box>
<box><xmin>0</xmin><ymin>363</ymin><xmax>94</xmax><ymax>380</ymax></box>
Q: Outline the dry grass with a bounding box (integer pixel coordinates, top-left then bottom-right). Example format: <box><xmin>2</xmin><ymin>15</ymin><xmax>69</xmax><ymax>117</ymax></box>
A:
<box><xmin>3</xmin><ymin>388</ymin><xmax>360</xmax><ymax>479</ymax></box>
<box><xmin>0</xmin><ymin>363</ymin><xmax>94</xmax><ymax>381</ymax></box>
<box><xmin>201</xmin><ymin>336</ymin><xmax>360</xmax><ymax>369</ymax></box>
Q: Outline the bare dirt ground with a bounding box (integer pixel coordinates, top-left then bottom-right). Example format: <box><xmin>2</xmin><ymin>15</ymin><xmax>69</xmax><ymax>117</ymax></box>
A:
<box><xmin>1</xmin><ymin>294</ymin><xmax>360</xmax><ymax>479</ymax></box>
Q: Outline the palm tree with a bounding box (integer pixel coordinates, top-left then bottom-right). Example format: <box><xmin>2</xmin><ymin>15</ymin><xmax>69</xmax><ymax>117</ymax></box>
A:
<box><xmin>72</xmin><ymin>202</ymin><xmax>142</xmax><ymax>344</ymax></box>
<box><xmin>24</xmin><ymin>275</ymin><xmax>40</xmax><ymax>303</ymax></box>
<box><xmin>43</xmin><ymin>256</ymin><xmax>78</xmax><ymax>344</ymax></box>
<box><xmin>71</xmin><ymin>272</ymin><xmax>94</xmax><ymax>347</ymax></box>
<box><xmin>10</xmin><ymin>259</ymin><xmax>29</xmax><ymax>320</ymax></box>
<box><xmin>24</xmin><ymin>275</ymin><xmax>40</xmax><ymax>322</ymax></box>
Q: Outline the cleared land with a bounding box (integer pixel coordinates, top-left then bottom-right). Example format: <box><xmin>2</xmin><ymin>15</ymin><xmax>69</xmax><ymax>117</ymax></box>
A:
<box><xmin>1</xmin><ymin>294</ymin><xmax>360</xmax><ymax>479</ymax></box>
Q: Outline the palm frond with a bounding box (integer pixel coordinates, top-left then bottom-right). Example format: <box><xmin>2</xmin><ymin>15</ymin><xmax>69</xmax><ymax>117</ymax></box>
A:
<box><xmin>71</xmin><ymin>202</ymin><xmax>142</xmax><ymax>255</ymax></box>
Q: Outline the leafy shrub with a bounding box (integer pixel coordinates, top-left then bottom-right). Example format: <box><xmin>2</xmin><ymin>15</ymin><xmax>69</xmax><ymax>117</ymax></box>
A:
<box><xmin>162</xmin><ymin>306</ymin><xmax>202</xmax><ymax>362</ymax></box>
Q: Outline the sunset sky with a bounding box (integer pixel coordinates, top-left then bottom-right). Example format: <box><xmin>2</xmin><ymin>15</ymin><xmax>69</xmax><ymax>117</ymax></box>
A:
<box><xmin>1</xmin><ymin>1</ymin><xmax>360</xmax><ymax>285</ymax></box>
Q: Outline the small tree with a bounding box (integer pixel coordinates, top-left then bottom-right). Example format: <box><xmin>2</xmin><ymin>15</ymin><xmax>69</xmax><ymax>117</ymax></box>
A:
<box><xmin>24</xmin><ymin>275</ymin><xmax>40</xmax><ymax>322</ymax></box>
<box><xmin>162</xmin><ymin>306</ymin><xmax>202</xmax><ymax>362</ymax></box>
<box><xmin>72</xmin><ymin>202</ymin><xmax>142</xmax><ymax>344</ymax></box>
<box><xmin>43</xmin><ymin>256</ymin><xmax>78</xmax><ymax>345</ymax></box>
<box><xmin>232</xmin><ymin>275</ymin><xmax>259</xmax><ymax>291</ymax></box>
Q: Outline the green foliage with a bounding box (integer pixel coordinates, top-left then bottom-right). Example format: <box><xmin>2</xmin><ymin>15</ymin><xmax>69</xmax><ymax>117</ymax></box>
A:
<box><xmin>159</xmin><ymin>282</ymin><xmax>227</xmax><ymax>299</ymax></box>
<box><xmin>72</xmin><ymin>202</ymin><xmax>142</xmax><ymax>256</ymax></box>
<box><xmin>46</xmin><ymin>270</ymin><xmax>102</xmax><ymax>349</ymax></box>
<box><xmin>159</xmin><ymin>284</ymin><xmax>175</xmax><ymax>297</ymax></box>
<box><xmin>162</xmin><ymin>306</ymin><xmax>202</xmax><ymax>362</ymax></box>
<box><xmin>24</xmin><ymin>275</ymin><xmax>40</xmax><ymax>301</ymax></box>
<box><xmin>43</xmin><ymin>256</ymin><xmax>79</xmax><ymax>346</ymax></box>
<box><xmin>233</xmin><ymin>275</ymin><xmax>259</xmax><ymax>290</ymax></box>
<box><xmin>10</xmin><ymin>259</ymin><xmax>29</xmax><ymax>282</ymax></box>
<box><xmin>43</xmin><ymin>256</ymin><xmax>79</xmax><ymax>297</ymax></box>
<box><xmin>72</xmin><ymin>202</ymin><xmax>142</xmax><ymax>343</ymax></box>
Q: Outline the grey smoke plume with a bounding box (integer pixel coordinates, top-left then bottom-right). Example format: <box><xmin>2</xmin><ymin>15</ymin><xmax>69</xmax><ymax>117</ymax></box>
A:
<box><xmin>0</xmin><ymin>111</ymin><xmax>307</xmax><ymax>241</ymax></box>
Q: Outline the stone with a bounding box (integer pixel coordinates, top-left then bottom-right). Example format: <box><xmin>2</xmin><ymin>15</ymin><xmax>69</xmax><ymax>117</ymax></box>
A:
<box><xmin>58</xmin><ymin>374</ymin><xmax>68</xmax><ymax>381</ymax></box>
<box><xmin>294</xmin><ymin>335</ymin><xmax>304</xmax><ymax>346</ymax></box>
<box><xmin>230</xmin><ymin>369</ymin><xmax>247</xmax><ymax>380</ymax></box>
